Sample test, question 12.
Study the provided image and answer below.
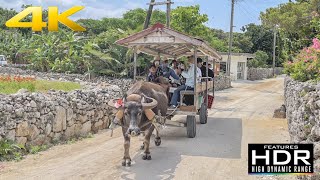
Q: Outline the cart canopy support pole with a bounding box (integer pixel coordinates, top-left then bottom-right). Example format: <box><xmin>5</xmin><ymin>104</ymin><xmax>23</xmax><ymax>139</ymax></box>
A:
<box><xmin>213</xmin><ymin>59</ymin><xmax>215</xmax><ymax>98</ymax></box>
<box><xmin>194</xmin><ymin>48</ymin><xmax>198</xmax><ymax>109</ymax></box>
<box><xmin>206</xmin><ymin>56</ymin><xmax>208</xmax><ymax>107</ymax></box>
<box><xmin>133</xmin><ymin>47</ymin><xmax>137</xmax><ymax>81</ymax></box>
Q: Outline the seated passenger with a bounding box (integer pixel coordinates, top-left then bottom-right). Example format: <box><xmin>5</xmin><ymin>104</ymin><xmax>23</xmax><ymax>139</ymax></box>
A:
<box><xmin>161</xmin><ymin>59</ymin><xmax>180</xmax><ymax>81</ymax></box>
<box><xmin>200</xmin><ymin>62</ymin><xmax>214</xmax><ymax>81</ymax></box>
<box><xmin>169</xmin><ymin>57</ymin><xmax>202</xmax><ymax>109</ymax></box>
<box><xmin>170</xmin><ymin>60</ymin><xmax>178</xmax><ymax>70</ymax></box>
<box><xmin>147</xmin><ymin>64</ymin><xmax>157</xmax><ymax>82</ymax></box>
<box><xmin>170</xmin><ymin>68</ymin><xmax>182</xmax><ymax>87</ymax></box>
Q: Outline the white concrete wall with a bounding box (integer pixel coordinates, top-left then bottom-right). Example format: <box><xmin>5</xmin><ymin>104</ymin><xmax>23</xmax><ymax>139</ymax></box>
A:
<box><xmin>220</xmin><ymin>54</ymin><xmax>248</xmax><ymax>81</ymax></box>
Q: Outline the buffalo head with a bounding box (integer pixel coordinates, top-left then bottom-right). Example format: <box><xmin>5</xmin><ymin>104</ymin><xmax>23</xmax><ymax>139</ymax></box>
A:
<box><xmin>108</xmin><ymin>94</ymin><xmax>158</xmax><ymax>137</ymax></box>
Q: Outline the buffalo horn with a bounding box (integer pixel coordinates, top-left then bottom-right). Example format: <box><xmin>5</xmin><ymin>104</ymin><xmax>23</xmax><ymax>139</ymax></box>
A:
<box><xmin>141</xmin><ymin>96</ymin><xmax>158</xmax><ymax>110</ymax></box>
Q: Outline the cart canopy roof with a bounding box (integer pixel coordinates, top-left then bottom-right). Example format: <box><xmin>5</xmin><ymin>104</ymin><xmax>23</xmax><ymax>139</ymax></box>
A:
<box><xmin>116</xmin><ymin>23</ymin><xmax>222</xmax><ymax>61</ymax></box>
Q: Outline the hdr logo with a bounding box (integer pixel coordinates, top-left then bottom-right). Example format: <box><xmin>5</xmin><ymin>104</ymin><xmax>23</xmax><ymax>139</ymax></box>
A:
<box><xmin>5</xmin><ymin>6</ymin><xmax>86</xmax><ymax>32</ymax></box>
<box><xmin>248</xmin><ymin>144</ymin><xmax>314</xmax><ymax>174</ymax></box>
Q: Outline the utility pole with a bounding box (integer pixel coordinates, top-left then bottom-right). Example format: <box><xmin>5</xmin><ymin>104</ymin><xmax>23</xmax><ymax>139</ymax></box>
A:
<box><xmin>227</xmin><ymin>0</ymin><xmax>235</xmax><ymax>76</ymax></box>
<box><xmin>166</xmin><ymin>0</ymin><xmax>172</xmax><ymax>28</ymax></box>
<box><xmin>144</xmin><ymin>0</ymin><xmax>156</xmax><ymax>29</ymax></box>
<box><xmin>144</xmin><ymin>0</ymin><xmax>174</xmax><ymax>29</ymax></box>
<box><xmin>272</xmin><ymin>26</ymin><xmax>277</xmax><ymax>76</ymax></box>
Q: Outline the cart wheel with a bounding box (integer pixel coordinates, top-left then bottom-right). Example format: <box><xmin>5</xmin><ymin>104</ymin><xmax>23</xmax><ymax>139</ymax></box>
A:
<box><xmin>200</xmin><ymin>103</ymin><xmax>208</xmax><ymax>124</ymax></box>
<box><xmin>186</xmin><ymin>115</ymin><xmax>196</xmax><ymax>138</ymax></box>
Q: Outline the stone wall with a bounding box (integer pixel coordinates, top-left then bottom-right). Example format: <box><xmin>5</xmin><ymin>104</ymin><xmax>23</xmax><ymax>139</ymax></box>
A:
<box><xmin>284</xmin><ymin>77</ymin><xmax>320</xmax><ymax>179</ymax></box>
<box><xmin>214</xmin><ymin>75</ymin><xmax>231</xmax><ymax>91</ymax></box>
<box><xmin>0</xmin><ymin>87</ymin><xmax>122</xmax><ymax>147</ymax></box>
<box><xmin>247</xmin><ymin>67</ymin><xmax>283</xmax><ymax>81</ymax></box>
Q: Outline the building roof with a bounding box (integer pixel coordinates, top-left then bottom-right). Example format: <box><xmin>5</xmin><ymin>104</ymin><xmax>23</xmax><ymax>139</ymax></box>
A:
<box><xmin>116</xmin><ymin>23</ymin><xmax>222</xmax><ymax>61</ymax></box>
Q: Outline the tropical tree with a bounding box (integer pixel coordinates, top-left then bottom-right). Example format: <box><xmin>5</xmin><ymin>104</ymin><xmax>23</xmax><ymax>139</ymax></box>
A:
<box><xmin>248</xmin><ymin>51</ymin><xmax>269</xmax><ymax>68</ymax></box>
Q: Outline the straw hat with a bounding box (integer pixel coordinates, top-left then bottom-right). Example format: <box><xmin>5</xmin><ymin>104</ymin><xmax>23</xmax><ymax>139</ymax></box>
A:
<box><xmin>154</xmin><ymin>55</ymin><xmax>161</xmax><ymax>61</ymax></box>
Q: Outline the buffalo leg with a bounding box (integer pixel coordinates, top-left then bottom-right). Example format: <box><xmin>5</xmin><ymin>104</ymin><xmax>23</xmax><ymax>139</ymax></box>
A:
<box><xmin>142</xmin><ymin>126</ymin><xmax>154</xmax><ymax>160</ymax></box>
<box><xmin>122</xmin><ymin>135</ymin><xmax>131</xmax><ymax>166</ymax></box>
<box><xmin>154</xmin><ymin>129</ymin><xmax>161</xmax><ymax>146</ymax></box>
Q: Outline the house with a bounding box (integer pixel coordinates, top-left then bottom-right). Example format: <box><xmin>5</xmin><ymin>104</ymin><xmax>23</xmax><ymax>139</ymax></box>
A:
<box><xmin>215</xmin><ymin>52</ymin><xmax>255</xmax><ymax>81</ymax></box>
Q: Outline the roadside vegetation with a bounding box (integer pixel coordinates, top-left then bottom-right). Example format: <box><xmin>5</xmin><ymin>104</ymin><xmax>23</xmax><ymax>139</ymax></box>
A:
<box><xmin>0</xmin><ymin>4</ymin><xmax>297</xmax><ymax>77</ymax></box>
<box><xmin>0</xmin><ymin>133</ymin><xmax>94</xmax><ymax>162</ymax></box>
<box><xmin>284</xmin><ymin>38</ymin><xmax>320</xmax><ymax>82</ymax></box>
<box><xmin>0</xmin><ymin>75</ymin><xmax>81</xmax><ymax>94</ymax></box>
<box><xmin>0</xmin><ymin>1</ymin><xmax>319</xmax><ymax>76</ymax></box>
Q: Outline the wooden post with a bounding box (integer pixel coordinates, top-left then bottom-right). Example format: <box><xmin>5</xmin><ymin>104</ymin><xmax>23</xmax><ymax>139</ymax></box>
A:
<box><xmin>213</xmin><ymin>59</ymin><xmax>215</xmax><ymax>99</ymax></box>
<box><xmin>133</xmin><ymin>48</ymin><xmax>137</xmax><ymax>81</ymax></box>
<box><xmin>205</xmin><ymin>56</ymin><xmax>208</xmax><ymax>107</ymax></box>
<box><xmin>273</xmin><ymin>25</ymin><xmax>277</xmax><ymax>77</ymax></box>
<box><xmin>144</xmin><ymin>0</ymin><xmax>155</xmax><ymax>29</ymax></box>
<box><xmin>194</xmin><ymin>48</ymin><xmax>198</xmax><ymax>110</ymax></box>
<box><xmin>166</xmin><ymin>0</ymin><xmax>171</xmax><ymax>28</ymax></box>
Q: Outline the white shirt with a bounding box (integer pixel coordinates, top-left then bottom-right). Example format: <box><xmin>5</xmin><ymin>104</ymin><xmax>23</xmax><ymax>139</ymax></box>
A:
<box><xmin>181</xmin><ymin>64</ymin><xmax>202</xmax><ymax>88</ymax></box>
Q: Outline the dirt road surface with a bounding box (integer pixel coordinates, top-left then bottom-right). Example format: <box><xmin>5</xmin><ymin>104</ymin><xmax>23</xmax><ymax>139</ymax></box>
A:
<box><xmin>0</xmin><ymin>77</ymin><xmax>293</xmax><ymax>180</ymax></box>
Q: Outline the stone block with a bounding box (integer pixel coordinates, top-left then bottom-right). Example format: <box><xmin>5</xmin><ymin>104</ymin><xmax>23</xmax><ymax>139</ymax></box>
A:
<box><xmin>64</xmin><ymin>125</ymin><xmax>76</xmax><ymax>139</ymax></box>
<box><xmin>80</xmin><ymin>121</ymin><xmax>92</xmax><ymax>136</ymax></box>
<box><xmin>15</xmin><ymin>137</ymin><xmax>27</xmax><ymax>146</ymax></box>
<box><xmin>28</xmin><ymin>124</ymin><xmax>40</xmax><ymax>141</ymax></box>
<box><xmin>53</xmin><ymin>106</ymin><xmax>67</xmax><ymax>132</ymax></box>
<box><xmin>6</xmin><ymin>130</ymin><xmax>16</xmax><ymax>141</ymax></box>
<box><xmin>16</xmin><ymin>121</ymin><xmax>29</xmax><ymax>137</ymax></box>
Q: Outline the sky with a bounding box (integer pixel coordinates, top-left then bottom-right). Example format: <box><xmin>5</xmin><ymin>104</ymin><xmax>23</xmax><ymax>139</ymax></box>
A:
<box><xmin>0</xmin><ymin>0</ymin><xmax>289</xmax><ymax>32</ymax></box>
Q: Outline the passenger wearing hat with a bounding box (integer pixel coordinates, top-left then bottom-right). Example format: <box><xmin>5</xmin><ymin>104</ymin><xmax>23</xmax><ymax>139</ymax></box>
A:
<box><xmin>147</xmin><ymin>64</ymin><xmax>158</xmax><ymax>82</ymax></box>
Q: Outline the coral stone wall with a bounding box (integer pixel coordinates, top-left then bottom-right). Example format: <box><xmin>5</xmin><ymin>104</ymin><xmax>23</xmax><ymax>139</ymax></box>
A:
<box><xmin>284</xmin><ymin>77</ymin><xmax>320</xmax><ymax>180</ymax></box>
<box><xmin>0</xmin><ymin>88</ymin><xmax>122</xmax><ymax>147</ymax></box>
<box><xmin>247</xmin><ymin>67</ymin><xmax>283</xmax><ymax>81</ymax></box>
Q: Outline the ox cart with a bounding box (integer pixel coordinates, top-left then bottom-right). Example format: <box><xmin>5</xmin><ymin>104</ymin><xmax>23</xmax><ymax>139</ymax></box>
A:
<box><xmin>116</xmin><ymin>23</ymin><xmax>222</xmax><ymax>138</ymax></box>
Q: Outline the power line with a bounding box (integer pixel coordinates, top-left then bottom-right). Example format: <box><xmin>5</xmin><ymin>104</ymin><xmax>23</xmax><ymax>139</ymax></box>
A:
<box><xmin>242</xmin><ymin>0</ymin><xmax>261</xmax><ymax>15</ymax></box>
<box><xmin>237</xmin><ymin>3</ymin><xmax>257</xmax><ymax>22</ymax></box>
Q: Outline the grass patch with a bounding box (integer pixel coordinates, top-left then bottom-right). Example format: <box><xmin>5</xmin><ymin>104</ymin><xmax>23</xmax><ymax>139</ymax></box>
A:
<box><xmin>29</xmin><ymin>145</ymin><xmax>49</xmax><ymax>154</ymax></box>
<box><xmin>0</xmin><ymin>139</ymin><xmax>51</xmax><ymax>162</ymax></box>
<box><xmin>35</xmin><ymin>80</ymin><xmax>81</xmax><ymax>93</ymax></box>
<box><xmin>0</xmin><ymin>139</ymin><xmax>26</xmax><ymax>161</ymax></box>
<box><xmin>0</xmin><ymin>80</ymin><xmax>81</xmax><ymax>94</ymax></box>
<box><xmin>0</xmin><ymin>133</ymin><xmax>95</xmax><ymax>162</ymax></box>
<box><xmin>0</xmin><ymin>81</ymin><xmax>35</xmax><ymax>94</ymax></box>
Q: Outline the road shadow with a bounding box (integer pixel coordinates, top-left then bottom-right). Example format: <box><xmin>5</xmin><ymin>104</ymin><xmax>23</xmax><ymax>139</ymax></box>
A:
<box><xmin>120</xmin><ymin>117</ymin><xmax>242</xmax><ymax>180</ymax></box>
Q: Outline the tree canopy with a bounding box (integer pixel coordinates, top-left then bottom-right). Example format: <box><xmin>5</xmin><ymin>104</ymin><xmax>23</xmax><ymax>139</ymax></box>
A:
<box><xmin>2</xmin><ymin>2</ymin><xmax>306</xmax><ymax>75</ymax></box>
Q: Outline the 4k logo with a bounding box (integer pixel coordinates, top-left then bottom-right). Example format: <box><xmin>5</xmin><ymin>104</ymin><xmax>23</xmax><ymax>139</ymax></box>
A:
<box><xmin>5</xmin><ymin>6</ymin><xmax>86</xmax><ymax>32</ymax></box>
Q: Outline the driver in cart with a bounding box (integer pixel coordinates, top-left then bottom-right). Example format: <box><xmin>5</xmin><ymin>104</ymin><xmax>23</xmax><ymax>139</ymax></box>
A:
<box><xmin>169</xmin><ymin>56</ymin><xmax>202</xmax><ymax>109</ymax></box>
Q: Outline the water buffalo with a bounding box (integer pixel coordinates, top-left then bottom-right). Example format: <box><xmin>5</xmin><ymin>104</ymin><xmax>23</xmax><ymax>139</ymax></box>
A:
<box><xmin>108</xmin><ymin>81</ymin><xmax>168</xmax><ymax>166</ymax></box>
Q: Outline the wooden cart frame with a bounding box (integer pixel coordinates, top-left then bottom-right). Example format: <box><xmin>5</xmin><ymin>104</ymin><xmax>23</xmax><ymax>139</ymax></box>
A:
<box><xmin>116</xmin><ymin>23</ymin><xmax>222</xmax><ymax>138</ymax></box>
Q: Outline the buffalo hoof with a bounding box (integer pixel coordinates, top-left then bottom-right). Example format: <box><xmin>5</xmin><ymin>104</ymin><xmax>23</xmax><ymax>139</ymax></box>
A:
<box><xmin>140</xmin><ymin>143</ymin><xmax>145</xmax><ymax>150</ymax></box>
<box><xmin>122</xmin><ymin>158</ymin><xmax>131</xmax><ymax>167</ymax></box>
<box><xmin>142</xmin><ymin>153</ymin><xmax>152</xmax><ymax>160</ymax></box>
<box><xmin>155</xmin><ymin>137</ymin><xmax>161</xmax><ymax>146</ymax></box>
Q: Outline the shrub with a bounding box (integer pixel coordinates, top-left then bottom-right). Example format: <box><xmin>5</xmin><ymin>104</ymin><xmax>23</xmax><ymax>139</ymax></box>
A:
<box><xmin>0</xmin><ymin>139</ymin><xmax>26</xmax><ymax>161</ymax></box>
<box><xmin>248</xmin><ymin>50</ymin><xmax>269</xmax><ymax>68</ymax></box>
<box><xmin>284</xmin><ymin>38</ymin><xmax>320</xmax><ymax>82</ymax></box>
